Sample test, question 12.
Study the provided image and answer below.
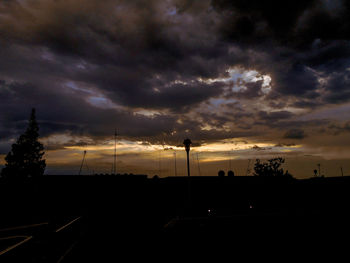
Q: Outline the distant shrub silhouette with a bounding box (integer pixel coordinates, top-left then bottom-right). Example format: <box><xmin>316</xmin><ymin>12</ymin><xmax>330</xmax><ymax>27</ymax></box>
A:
<box><xmin>218</xmin><ymin>170</ymin><xmax>225</xmax><ymax>177</ymax></box>
<box><xmin>1</xmin><ymin>108</ymin><xmax>46</xmax><ymax>178</ymax></box>
<box><xmin>227</xmin><ymin>170</ymin><xmax>235</xmax><ymax>177</ymax></box>
<box><xmin>253</xmin><ymin>158</ymin><xmax>291</xmax><ymax>177</ymax></box>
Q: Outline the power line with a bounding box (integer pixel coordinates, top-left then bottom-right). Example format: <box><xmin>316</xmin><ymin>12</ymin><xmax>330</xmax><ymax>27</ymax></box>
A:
<box><xmin>78</xmin><ymin>150</ymin><xmax>87</xmax><ymax>175</ymax></box>
<box><xmin>196</xmin><ymin>152</ymin><xmax>201</xmax><ymax>176</ymax></box>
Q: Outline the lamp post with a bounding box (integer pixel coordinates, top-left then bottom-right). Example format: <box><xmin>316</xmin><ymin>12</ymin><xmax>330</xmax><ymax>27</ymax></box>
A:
<box><xmin>183</xmin><ymin>138</ymin><xmax>192</xmax><ymax>177</ymax></box>
<box><xmin>183</xmin><ymin>138</ymin><xmax>192</xmax><ymax>215</ymax></box>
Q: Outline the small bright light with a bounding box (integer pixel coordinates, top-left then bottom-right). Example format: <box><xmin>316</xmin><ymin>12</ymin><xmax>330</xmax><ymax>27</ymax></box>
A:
<box><xmin>249</xmin><ymin>205</ymin><xmax>253</xmax><ymax>209</ymax></box>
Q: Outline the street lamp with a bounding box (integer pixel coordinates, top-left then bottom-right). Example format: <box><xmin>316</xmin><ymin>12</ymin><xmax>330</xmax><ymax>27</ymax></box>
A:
<box><xmin>183</xmin><ymin>138</ymin><xmax>192</xmax><ymax>177</ymax></box>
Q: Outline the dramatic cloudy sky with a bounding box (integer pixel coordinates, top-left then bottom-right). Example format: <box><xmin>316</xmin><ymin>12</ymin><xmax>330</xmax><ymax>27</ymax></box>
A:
<box><xmin>1</xmin><ymin>0</ymin><xmax>350</xmax><ymax>177</ymax></box>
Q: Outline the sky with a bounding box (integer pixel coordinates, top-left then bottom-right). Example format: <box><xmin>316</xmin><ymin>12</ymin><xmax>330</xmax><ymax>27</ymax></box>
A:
<box><xmin>1</xmin><ymin>0</ymin><xmax>350</xmax><ymax>178</ymax></box>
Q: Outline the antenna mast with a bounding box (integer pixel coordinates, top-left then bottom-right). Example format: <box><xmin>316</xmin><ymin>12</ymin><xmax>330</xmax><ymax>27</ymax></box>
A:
<box><xmin>113</xmin><ymin>129</ymin><xmax>117</xmax><ymax>175</ymax></box>
<box><xmin>79</xmin><ymin>150</ymin><xmax>87</xmax><ymax>175</ymax></box>
<box><xmin>228</xmin><ymin>149</ymin><xmax>233</xmax><ymax>171</ymax></box>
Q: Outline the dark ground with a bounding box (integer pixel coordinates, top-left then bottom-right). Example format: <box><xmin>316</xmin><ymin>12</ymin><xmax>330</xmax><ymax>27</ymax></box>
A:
<box><xmin>1</xmin><ymin>175</ymin><xmax>350</xmax><ymax>261</ymax></box>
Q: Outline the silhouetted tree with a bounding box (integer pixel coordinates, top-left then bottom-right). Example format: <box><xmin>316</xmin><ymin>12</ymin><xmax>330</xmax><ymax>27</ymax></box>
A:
<box><xmin>218</xmin><ymin>170</ymin><xmax>225</xmax><ymax>177</ymax></box>
<box><xmin>227</xmin><ymin>170</ymin><xmax>235</xmax><ymax>177</ymax></box>
<box><xmin>253</xmin><ymin>158</ymin><xmax>289</xmax><ymax>177</ymax></box>
<box><xmin>1</xmin><ymin>108</ymin><xmax>46</xmax><ymax>178</ymax></box>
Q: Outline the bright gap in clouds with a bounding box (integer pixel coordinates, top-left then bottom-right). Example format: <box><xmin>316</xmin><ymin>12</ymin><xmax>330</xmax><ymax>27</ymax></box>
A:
<box><xmin>198</xmin><ymin>67</ymin><xmax>272</xmax><ymax>94</ymax></box>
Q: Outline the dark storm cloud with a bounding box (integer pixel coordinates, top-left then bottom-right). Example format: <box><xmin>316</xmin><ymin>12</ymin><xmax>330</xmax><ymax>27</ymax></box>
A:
<box><xmin>1</xmin><ymin>0</ymin><xmax>350</xmax><ymax>150</ymax></box>
<box><xmin>270</xmin><ymin>65</ymin><xmax>319</xmax><ymax>97</ymax></box>
<box><xmin>328</xmin><ymin>121</ymin><xmax>350</xmax><ymax>135</ymax></box>
<box><xmin>0</xmin><ymin>79</ymin><xmax>177</xmax><ymax>139</ymax></box>
<box><xmin>0</xmin><ymin>0</ymin><xmax>230</xmax><ymax>110</ymax></box>
<box><xmin>257</xmin><ymin>110</ymin><xmax>294</xmax><ymax>122</ymax></box>
<box><xmin>212</xmin><ymin>0</ymin><xmax>318</xmax><ymax>44</ymax></box>
<box><xmin>323</xmin><ymin>71</ymin><xmax>350</xmax><ymax>103</ymax></box>
<box><xmin>211</xmin><ymin>0</ymin><xmax>350</xmax><ymax>49</ymax></box>
<box><xmin>212</xmin><ymin>0</ymin><xmax>350</xmax><ymax>107</ymax></box>
<box><xmin>284</xmin><ymin>129</ymin><xmax>307</xmax><ymax>139</ymax></box>
<box><xmin>0</xmin><ymin>78</ymin><xmax>233</xmax><ymax>148</ymax></box>
<box><xmin>121</xmin><ymin>80</ymin><xmax>224</xmax><ymax>112</ymax></box>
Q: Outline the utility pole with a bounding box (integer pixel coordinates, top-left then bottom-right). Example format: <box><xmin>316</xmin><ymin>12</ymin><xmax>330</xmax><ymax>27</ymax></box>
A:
<box><xmin>174</xmin><ymin>151</ymin><xmax>177</xmax><ymax>176</ymax></box>
<box><xmin>341</xmin><ymin>166</ymin><xmax>344</xmax><ymax>177</ymax></box>
<box><xmin>246</xmin><ymin>159</ymin><xmax>251</xmax><ymax>176</ymax></box>
<box><xmin>159</xmin><ymin>150</ymin><xmax>161</xmax><ymax>177</ymax></box>
<box><xmin>196</xmin><ymin>152</ymin><xmax>201</xmax><ymax>176</ymax></box>
<box><xmin>318</xmin><ymin>163</ymin><xmax>321</xmax><ymax>177</ymax></box>
<box><xmin>79</xmin><ymin>150</ymin><xmax>87</xmax><ymax>175</ymax></box>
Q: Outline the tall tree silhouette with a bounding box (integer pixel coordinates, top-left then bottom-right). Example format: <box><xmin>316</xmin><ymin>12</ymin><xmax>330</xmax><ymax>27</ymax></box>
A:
<box><xmin>1</xmin><ymin>108</ymin><xmax>46</xmax><ymax>178</ymax></box>
<box><xmin>253</xmin><ymin>158</ymin><xmax>289</xmax><ymax>177</ymax></box>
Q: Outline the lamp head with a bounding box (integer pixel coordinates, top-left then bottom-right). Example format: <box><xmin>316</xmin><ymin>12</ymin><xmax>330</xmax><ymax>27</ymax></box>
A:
<box><xmin>183</xmin><ymin>138</ymin><xmax>192</xmax><ymax>152</ymax></box>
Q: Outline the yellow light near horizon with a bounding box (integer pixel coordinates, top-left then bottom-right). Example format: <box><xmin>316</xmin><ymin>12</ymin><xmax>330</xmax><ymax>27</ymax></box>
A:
<box><xmin>60</xmin><ymin>140</ymin><xmax>302</xmax><ymax>157</ymax></box>
<box><xmin>196</xmin><ymin>142</ymin><xmax>273</xmax><ymax>152</ymax></box>
<box><xmin>199</xmin><ymin>156</ymin><xmax>233</xmax><ymax>163</ymax></box>
<box><xmin>43</xmin><ymin>135</ymin><xmax>305</xmax><ymax>169</ymax></box>
<box><xmin>64</xmin><ymin>145</ymin><xmax>114</xmax><ymax>151</ymax></box>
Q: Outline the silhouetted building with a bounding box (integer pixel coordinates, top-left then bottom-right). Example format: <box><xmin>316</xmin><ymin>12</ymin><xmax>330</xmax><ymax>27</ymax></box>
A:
<box><xmin>218</xmin><ymin>170</ymin><xmax>225</xmax><ymax>177</ymax></box>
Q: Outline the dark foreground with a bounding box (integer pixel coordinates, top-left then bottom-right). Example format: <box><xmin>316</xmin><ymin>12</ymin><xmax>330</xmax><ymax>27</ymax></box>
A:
<box><xmin>1</xmin><ymin>175</ymin><xmax>350</xmax><ymax>261</ymax></box>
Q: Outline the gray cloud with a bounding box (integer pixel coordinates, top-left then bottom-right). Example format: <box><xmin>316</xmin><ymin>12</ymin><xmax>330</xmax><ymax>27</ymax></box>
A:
<box><xmin>284</xmin><ymin>129</ymin><xmax>307</xmax><ymax>139</ymax></box>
